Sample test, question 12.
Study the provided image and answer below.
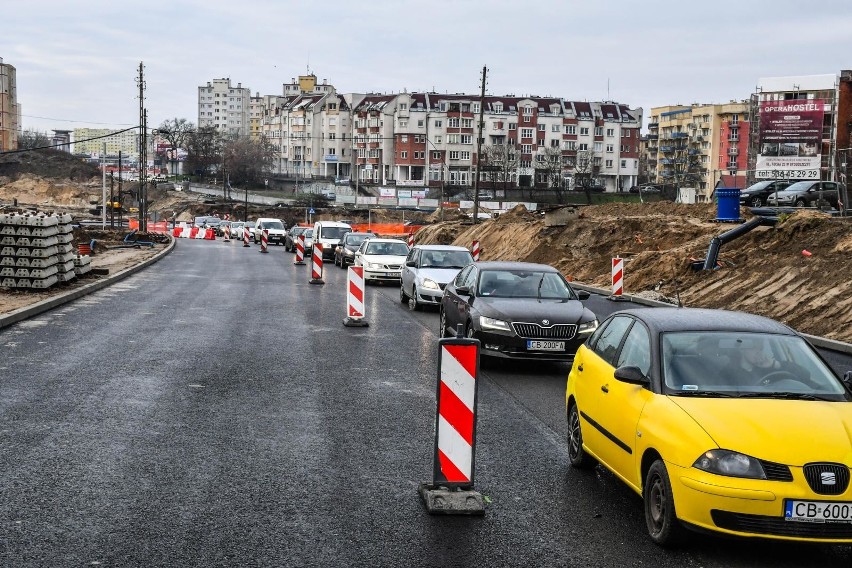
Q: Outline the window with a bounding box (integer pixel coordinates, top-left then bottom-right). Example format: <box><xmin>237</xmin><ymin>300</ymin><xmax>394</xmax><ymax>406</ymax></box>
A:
<box><xmin>432</xmin><ymin>151</ymin><xmax>441</xmax><ymax>160</ymax></box>
<box><xmin>520</xmin><ymin>160</ymin><xmax>532</xmax><ymax>168</ymax></box>
<box><xmin>621</xmin><ymin>160</ymin><xmax>627</xmax><ymax>168</ymax></box>
<box><xmin>434</xmin><ymin>136</ymin><xmax>442</xmax><ymax>144</ymax></box>
<box><xmin>594</xmin><ymin>142</ymin><xmax>602</xmax><ymax>152</ymax></box>
<box><xmin>625</xmin><ymin>130</ymin><xmax>631</xmax><ymax>138</ymax></box>
<box><xmin>399</xmin><ymin>120</ymin><xmax>408</xmax><ymax>128</ymax></box>
<box><xmin>523</xmin><ymin>106</ymin><xmax>533</xmax><ymax>116</ymax></box>
<box><xmin>401</xmin><ymin>151</ymin><xmax>407</xmax><ymax>159</ymax></box>
<box><xmin>565</xmin><ymin>125</ymin><xmax>576</xmax><ymax>135</ymax></box>
<box><xmin>448</xmin><ymin>134</ymin><xmax>460</xmax><ymax>144</ymax></box>
<box><xmin>578</xmin><ymin>143</ymin><xmax>589</xmax><ymax>151</ymax></box>
<box><xmin>449</xmin><ymin>151</ymin><xmax>460</xmax><ymax>160</ymax></box>
<box><xmin>538</xmin><ymin>124</ymin><xmax>546</xmax><ymax>132</ymax></box>
<box><xmin>461</xmin><ymin>135</ymin><xmax>472</xmax><ymax>144</ymax></box>
<box><xmin>418</xmin><ymin>120</ymin><xmax>424</xmax><ymax>127</ymax></box>
<box><xmin>616</xmin><ymin>322</ymin><xmax>651</xmax><ymax>376</ymax></box>
<box><xmin>448</xmin><ymin>118</ymin><xmax>460</xmax><ymax>128</ymax></box>
<box><xmin>473</xmin><ymin>103</ymin><xmax>480</xmax><ymax>114</ymax></box>
<box><xmin>401</xmin><ymin>135</ymin><xmax>408</xmax><ymax>143</ymax></box>
<box><xmin>521</xmin><ymin>128</ymin><xmax>534</xmax><ymax>139</ymax></box>
<box><xmin>605</xmin><ymin>159</ymin><xmax>613</xmax><ymax>168</ymax></box>
<box><xmin>494</xmin><ymin>103</ymin><xmax>503</xmax><ymax>113</ymax></box>
<box><xmin>606</xmin><ymin>128</ymin><xmax>614</xmax><ymax>137</ymax></box>
<box><xmin>399</xmin><ymin>103</ymin><xmax>408</xmax><ymax>110</ymax></box>
<box><xmin>521</xmin><ymin>144</ymin><xmax>533</xmax><ymax>154</ymax></box>
<box><xmin>606</xmin><ymin>144</ymin><xmax>614</xmax><ymax>153</ymax></box>
<box><xmin>434</xmin><ymin>120</ymin><xmax>443</xmax><ymax>128</ymax></box>
<box><xmin>461</xmin><ymin>118</ymin><xmax>473</xmax><ymax>128</ymax></box>
<box><xmin>460</xmin><ymin>151</ymin><xmax>471</xmax><ymax>160</ymax></box>
<box><xmin>580</xmin><ymin>127</ymin><xmax>589</xmax><ymax>136</ymax></box>
<box><xmin>508</xmin><ymin>123</ymin><xmax>517</xmax><ymax>130</ymax></box>
<box><xmin>538</xmin><ymin>139</ymin><xmax>545</xmax><ymax>147</ymax></box>
<box><xmin>594</xmin><ymin>127</ymin><xmax>603</xmax><ymax>136</ymax></box>
<box><xmin>552</xmin><ymin>124</ymin><xmax>560</xmax><ymax>132</ymax></box>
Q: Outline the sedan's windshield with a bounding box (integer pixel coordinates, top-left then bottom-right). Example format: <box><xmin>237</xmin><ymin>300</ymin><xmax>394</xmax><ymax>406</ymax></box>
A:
<box><xmin>322</xmin><ymin>227</ymin><xmax>350</xmax><ymax>239</ymax></box>
<box><xmin>261</xmin><ymin>221</ymin><xmax>284</xmax><ymax>230</ymax></box>
<box><xmin>477</xmin><ymin>270</ymin><xmax>574</xmax><ymax>300</ymax></box>
<box><xmin>345</xmin><ymin>234</ymin><xmax>370</xmax><ymax>247</ymax></box>
<box><xmin>662</xmin><ymin>331</ymin><xmax>848</xmax><ymax>400</ymax></box>
<box><xmin>420</xmin><ymin>250</ymin><xmax>474</xmax><ymax>269</ymax></box>
<box><xmin>366</xmin><ymin>242</ymin><xmax>409</xmax><ymax>256</ymax></box>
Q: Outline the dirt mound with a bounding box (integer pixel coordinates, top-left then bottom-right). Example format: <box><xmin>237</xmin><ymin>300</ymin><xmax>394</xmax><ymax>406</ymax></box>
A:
<box><xmin>0</xmin><ymin>148</ymin><xmax>100</xmax><ymax>182</ymax></box>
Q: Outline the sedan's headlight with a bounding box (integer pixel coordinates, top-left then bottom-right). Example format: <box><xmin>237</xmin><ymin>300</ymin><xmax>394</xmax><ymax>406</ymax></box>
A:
<box><xmin>479</xmin><ymin>316</ymin><xmax>512</xmax><ymax>332</ymax></box>
<box><xmin>421</xmin><ymin>278</ymin><xmax>440</xmax><ymax>290</ymax></box>
<box><xmin>693</xmin><ymin>449</ymin><xmax>767</xmax><ymax>479</ymax></box>
<box><xmin>365</xmin><ymin>261</ymin><xmax>382</xmax><ymax>269</ymax></box>
<box><xmin>577</xmin><ymin>319</ymin><xmax>598</xmax><ymax>334</ymax></box>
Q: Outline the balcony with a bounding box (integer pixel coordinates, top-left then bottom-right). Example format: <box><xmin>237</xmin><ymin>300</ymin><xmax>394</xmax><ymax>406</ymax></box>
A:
<box><xmin>661</xmin><ymin>158</ymin><xmax>674</xmax><ymax>165</ymax></box>
<box><xmin>646</xmin><ymin>133</ymin><xmax>658</xmax><ymax>139</ymax></box>
<box><xmin>660</xmin><ymin>145</ymin><xmax>673</xmax><ymax>153</ymax></box>
<box><xmin>688</xmin><ymin>149</ymin><xmax>701</xmax><ymax>155</ymax></box>
<box><xmin>728</xmin><ymin>148</ymin><xmax>739</xmax><ymax>156</ymax></box>
<box><xmin>672</xmin><ymin>132</ymin><xmax>689</xmax><ymax>139</ymax></box>
<box><xmin>728</xmin><ymin>136</ymin><xmax>739</xmax><ymax>142</ymax></box>
<box><xmin>648</xmin><ymin>122</ymin><xmax>659</xmax><ymax>128</ymax></box>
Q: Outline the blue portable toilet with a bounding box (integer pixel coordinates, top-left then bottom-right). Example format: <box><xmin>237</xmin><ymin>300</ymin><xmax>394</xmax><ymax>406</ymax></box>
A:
<box><xmin>715</xmin><ymin>187</ymin><xmax>741</xmax><ymax>221</ymax></box>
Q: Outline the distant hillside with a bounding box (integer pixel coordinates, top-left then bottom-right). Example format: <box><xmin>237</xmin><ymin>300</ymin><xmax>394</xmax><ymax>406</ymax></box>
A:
<box><xmin>0</xmin><ymin>149</ymin><xmax>100</xmax><ymax>182</ymax></box>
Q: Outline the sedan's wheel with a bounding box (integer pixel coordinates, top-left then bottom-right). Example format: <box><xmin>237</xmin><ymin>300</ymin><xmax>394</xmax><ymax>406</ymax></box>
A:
<box><xmin>400</xmin><ymin>285</ymin><xmax>409</xmax><ymax>303</ymax></box>
<box><xmin>644</xmin><ymin>460</ymin><xmax>686</xmax><ymax>547</ymax></box>
<box><xmin>567</xmin><ymin>404</ymin><xmax>596</xmax><ymax>469</ymax></box>
<box><xmin>408</xmin><ymin>293</ymin><xmax>420</xmax><ymax>311</ymax></box>
<box><xmin>795</xmin><ymin>199</ymin><xmax>806</xmax><ymax>207</ymax></box>
<box><xmin>749</xmin><ymin>197</ymin><xmax>763</xmax><ymax>208</ymax></box>
<box><xmin>466</xmin><ymin>324</ymin><xmax>476</xmax><ymax>339</ymax></box>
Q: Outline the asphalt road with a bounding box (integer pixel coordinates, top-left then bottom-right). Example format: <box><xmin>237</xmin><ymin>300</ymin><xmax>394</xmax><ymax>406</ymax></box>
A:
<box><xmin>0</xmin><ymin>239</ymin><xmax>850</xmax><ymax>567</ymax></box>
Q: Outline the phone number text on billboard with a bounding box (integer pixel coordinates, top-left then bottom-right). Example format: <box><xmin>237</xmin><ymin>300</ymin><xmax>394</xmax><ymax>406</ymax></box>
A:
<box><xmin>755</xmin><ymin>169</ymin><xmax>819</xmax><ymax>180</ymax></box>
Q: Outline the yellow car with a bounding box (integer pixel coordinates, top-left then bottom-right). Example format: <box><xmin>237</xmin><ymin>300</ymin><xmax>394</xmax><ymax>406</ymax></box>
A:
<box><xmin>565</xmin><ymin>307</ymin><xmax>852</xmax><ymax>545</ymax></box>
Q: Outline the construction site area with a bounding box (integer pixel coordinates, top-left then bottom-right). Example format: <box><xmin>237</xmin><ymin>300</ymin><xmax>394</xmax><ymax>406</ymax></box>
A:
<box><xmin>2</xmin><ymin>149</ymin><xmax>852</xmax><ymax>343</ymax></box>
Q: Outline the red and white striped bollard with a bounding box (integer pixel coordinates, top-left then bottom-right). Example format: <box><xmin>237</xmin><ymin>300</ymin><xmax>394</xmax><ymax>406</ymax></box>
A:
<box><xmin>342</xmin><ymin>265</ymin><xmax>368</xmax><ymax>327</ymax></box>
<box><xmin>260</xmin><ymin>229</ymin><xmax>269</xmax><ymax>253</ymax></box>
<box><xmin>611</xmin><ymin>257</ymin><xmax>624</xmax><ymax>297</ymax></box>
<box><xmin>407</xmin><ymin>232</ymin><xmax>415</xmax><ymax>247</ymax></box>
<box><xmin>243</xmin><ymin>226</ymin><xmax>250</xmax><ymax>247</ymax></box>
<box><xmin>293</xmin><ymin>233</ymin><xmax>306</xmax><ymax>265</ymax></box>
<box><xmin>471</xmin><ymin>240</ymin><xmax>480</xmax><ymax>261</ymax></box>
<box><xmin>310</xmin><ymin>243</ymin><xmax>324</xmax><ymax>284</ymax></box>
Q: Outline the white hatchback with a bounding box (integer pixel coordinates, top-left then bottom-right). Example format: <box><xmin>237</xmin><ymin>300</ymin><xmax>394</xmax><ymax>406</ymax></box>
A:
<box><xmin>400</xmin><ymin>245</ymin><xmax>474</xmax><ymax>310</ymax></box>
<box><xmin>353</xmin><ymin>238</ymin><xmax>410</xmax><ymax>283</ymax></box>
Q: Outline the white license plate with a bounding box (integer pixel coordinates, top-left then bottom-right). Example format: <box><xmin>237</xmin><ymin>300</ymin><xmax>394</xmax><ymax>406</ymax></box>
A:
<box><xmin>785</xmin><ymin>500</ymin><xmax>852</xmax><ymax>523</ymax></box>
<box><xmin>527</xmin><ymin>340</ymin><xmax>565</xmax><ymax>351</ymax></box>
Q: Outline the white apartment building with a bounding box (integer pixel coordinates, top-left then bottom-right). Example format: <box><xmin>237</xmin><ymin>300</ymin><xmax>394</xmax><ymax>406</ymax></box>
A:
<box><xmin>197</xmin><ymin>78</ymin><xmax>251</xmax><ymax>136</ymax></box>
<box><xmin>73</xmin><ymin>128</ymin><xmax>139</xmax><ymax>158</ymax></box>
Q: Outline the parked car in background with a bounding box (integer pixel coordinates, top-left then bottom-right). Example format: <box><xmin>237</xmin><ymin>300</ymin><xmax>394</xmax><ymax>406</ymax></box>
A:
<box><xmin>769</xmin><ymin>181</ymin><xmax>842</xmax><ymax>208</ymax></box>
<box><xmin>737</xmin><ymin>180</ymin><xmax>793</xmax><ymax>207</ymax></box>
<box><xmin>439</xmin><ymin>261</ymin><xmax>598</xmax><ymax>360</ymax></box>
<box><xmin>334</xmin><ymin>232</ymin><xmax>376</xmax><ymax>268</ymax></box>
<box><xmin>400</xmin><ymin>245</ymin><xmax>474</xmax><ymax>311</ymax></box>
<box><xmin>285</xmin><ymin>226</ymin><xmax>309</xmax><ymax>252</ymax></box>
<box><xmin>253</xmin><ymin>218</ymin><xmax>287</xmax><ymax>245</ymax></box>
<box><xmin>303</xmin><ymin>228</ymin><xmax>314</xmax><ymax>256</ymax></box>
<box><xmin>566</xmin><ymin>307</ymin><xmax>852</xmax><ymax>545</ymax></box>
<box><xmin>353</xmin><ymin>238</ymin><xmax>410</xmax><ymax>284</ymax></box>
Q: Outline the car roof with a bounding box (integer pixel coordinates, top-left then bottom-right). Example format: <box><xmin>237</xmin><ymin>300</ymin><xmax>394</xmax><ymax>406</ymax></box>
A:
<box><xmin>475</xmin><ymin>261</ymin><xmax>560</xmax><ymax>272</ymax></box>
<box><xmin>365</xmin><ymin>238</ymin><xmax>406</xmax><ymax>244</ymax></box>
<box><xmin>413</xmin><ymin>244</ymin><xmax>472</xmax><ymax>252</ymax></box>
<box><xmin>612</xmin><ymin>307</ymin><xmax>796</xmax><ymax>336</ymax></box>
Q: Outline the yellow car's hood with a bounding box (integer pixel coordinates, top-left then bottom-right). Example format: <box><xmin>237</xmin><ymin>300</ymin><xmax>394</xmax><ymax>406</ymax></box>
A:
<box><xmin>671</xmin><ymin>398</ymin><xmax>852</xmax><ymax>465</ymax></box>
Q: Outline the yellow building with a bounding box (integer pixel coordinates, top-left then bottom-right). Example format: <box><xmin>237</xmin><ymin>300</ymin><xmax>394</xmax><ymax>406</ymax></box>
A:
<box><xmin>73</xmin><ymin>128</ymin><xmax>139</xmax><ymax>158</ymax></box>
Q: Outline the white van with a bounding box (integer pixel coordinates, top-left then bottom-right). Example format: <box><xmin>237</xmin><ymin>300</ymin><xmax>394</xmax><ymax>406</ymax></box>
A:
<box><xmin>254</xmin><ymin>217</ymin><xmax>287</xmax><ymax>245</ymax></box>
<box><xmin>312</xmin><ymin>220</ymin><xmax>351</xmax><ymax>260</ymax></box>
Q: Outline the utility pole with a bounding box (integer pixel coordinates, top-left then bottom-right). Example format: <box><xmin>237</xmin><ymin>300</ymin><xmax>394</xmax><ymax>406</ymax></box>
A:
<box><xmin>136</xmin><ymin>62</ymin><xmax>147</xmax><ymax>231</ymax></box>
<box><xmin>473</xmin><ymin>65</ymin><xmax>487</xmax><ymax>224</ymax></box>
<box><xmin>101</xmin><ymin>142</ymin><xmax>107</xmax><ymax>229</ymax></box>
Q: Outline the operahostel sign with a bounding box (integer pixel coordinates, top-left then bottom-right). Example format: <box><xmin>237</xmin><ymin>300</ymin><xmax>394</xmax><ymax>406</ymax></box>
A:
<box><xmin>756</xmin><ymin>99</ymin><xmax>823</xmax><ymax>179</ymax></box>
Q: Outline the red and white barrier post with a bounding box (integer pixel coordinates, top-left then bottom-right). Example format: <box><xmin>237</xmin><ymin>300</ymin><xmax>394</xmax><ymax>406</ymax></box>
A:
<box><xmin>419</xmin><ymin>329</ymin><xmax>484</xmax><ymax>515</ymax></box>
<box><xmin>243</xmin><ymin>227</ymin><xmax>250</xmax><ymax>247</ymax></box>
<box><xmin>260</xmin><ymin>229</ymin><xmax>269</xmax><ymax>253</ymax></box>
<box><xmin>293</xmin><ymin>233</ymin><xmax>306</xmax><ymax>265</ymax></box>
<box><xmin>471</xmin><ymin>240</ymin><xmax>481</xmax><ymax>261</ymax></box>
<box><xmin>610</xmin><ymin>256</ymin><xmax>625</xmax><ymax>299</ymax></box>
<box><xmin>407</xmin><ymin>232</ymin><xmax>415</xmax><ymax>247</ymax></box>
<box><xmin>342</xmin><ymin>265</ymin><xmax>369</xmax><ymax>327</ymax></box>
<box><xmin>223</xmin><ymin>225</ymin><xmax>230</xmax><ymax>242</ymax></box>
<box><xmin>310</xmin><ymin>243</ymin><xmax>325</xmax><ymax>284</ymax></box>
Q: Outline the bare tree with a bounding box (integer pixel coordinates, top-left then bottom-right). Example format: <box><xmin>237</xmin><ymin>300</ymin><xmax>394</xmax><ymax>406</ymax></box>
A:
<box><xmin>17</xmin><ymin>129</ymin><xmax>51</xmax><ymax>150</ymax></box>
<box><xmin>574</xmin><ymin>150</ymin><xmax>596</xmax><ymax>205</ymax></box>
<box><xmin>222</xmin><ymin>135</ymin><xmax>275</xmax><ymax>189</ymax></box>
<box><xmin>482</xmin><ymin>143</ymin><xmax>519</xmax><ymax>194</ymax></box>
<box><xmin>536</xmin><ymin>146</ymin><xmax>568</xmax><ymax>203</ymax></box>
<box><xmin>184</xmin><ymin>126</ymin><xmax>221</xmax><ymax>182</ymax></box>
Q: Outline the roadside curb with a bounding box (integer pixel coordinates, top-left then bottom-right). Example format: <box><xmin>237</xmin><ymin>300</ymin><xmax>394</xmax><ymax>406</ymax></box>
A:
<box><xmin>0</xmin><ymin>236</ymin><xmax>177</xmax><ymax>331</ymax></box>
<box><xmin>570</xmin><ymin>282</ymin><xmax>852</xmax><ymax>356</ymax></box>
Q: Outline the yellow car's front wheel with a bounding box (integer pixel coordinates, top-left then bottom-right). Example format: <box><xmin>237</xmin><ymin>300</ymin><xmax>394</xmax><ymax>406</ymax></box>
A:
<box><xmin>567</xmin><ymin>403</ymin><xmax>596</xmax><ymax>470</ymax></box>
<box><xmin>644</xmin><ymin>460</ymin><xmax>687</xmax><ymax>547</ymax></box>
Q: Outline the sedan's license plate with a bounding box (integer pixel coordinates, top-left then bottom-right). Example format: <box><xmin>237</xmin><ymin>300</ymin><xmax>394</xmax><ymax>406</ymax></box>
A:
<box><xmin>527</xmin><ymin>340</ymin><xmax>565</xmax><ymax>351</ymax></box>
<box><xmin>785</xmin><ymin>500</ymin><xmax>852</xmax><ymax>523</ymax></box>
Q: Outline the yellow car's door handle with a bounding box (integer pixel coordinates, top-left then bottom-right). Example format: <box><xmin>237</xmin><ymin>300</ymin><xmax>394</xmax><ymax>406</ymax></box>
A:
<box><xmin>577</xmin><ymin>365</ymin><xmax>583</xmax><ymax>372</ymax></box>
<box><xmin>601</xmin><ymin>385</ymin><xmax>609</xmax><ymax>393</ymax></box>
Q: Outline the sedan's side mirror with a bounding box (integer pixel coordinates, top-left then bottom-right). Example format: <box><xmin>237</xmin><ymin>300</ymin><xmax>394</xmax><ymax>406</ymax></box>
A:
<box><xmin>576</xmin><ymin>290</ymin><xmax>590</xmax><ymax>300</ymax></box>
<box><xmin>455</xmin><ymin>285</ymin><xmax>471</xmax><ymax>296</ymax></box>
<box><xmin>614</xmin><ymin>366</ymin><xmax>650</xmax><ymax>386</ymax></box>
<box><xmin>842</xmin><ymin>371</ymin><xmax>852</xmax><ymax>390</ymax></box>
<box><xmin>405</xmin><ymin>260</ymin><xmax>416</xmax><ymax>267</ymax></box>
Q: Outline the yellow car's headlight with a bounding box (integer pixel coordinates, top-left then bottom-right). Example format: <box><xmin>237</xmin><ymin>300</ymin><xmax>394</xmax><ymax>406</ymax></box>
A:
<box><xmin>693</xmin><ymin>449</ymin><xmax>767</xmax><ymax>479</ymax></box>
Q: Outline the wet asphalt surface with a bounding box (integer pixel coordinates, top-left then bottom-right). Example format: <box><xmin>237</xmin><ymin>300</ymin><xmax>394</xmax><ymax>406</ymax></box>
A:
<box><xmin>0</xmin><ymin>238</ymin><xmax>850</xmax><ymax>567</ymax></box>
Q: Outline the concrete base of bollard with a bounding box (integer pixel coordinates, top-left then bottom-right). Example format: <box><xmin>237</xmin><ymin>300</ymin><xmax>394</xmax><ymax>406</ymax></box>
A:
<box><xmin>309</xmin><ymin>278</ymin><xmax>325</xmax><ymax>285</ymax></box>
<box><xmin>607</xmin><ymin>295</ymin><xmax>631</xmax><ymax>302</ymax></box>
<box><xmin>419</xmin><ymin>483</ymin><xmax>485</xmax><ymax>515</ymax></box>
<box><xmin>259</xmin><ymin>249</ymin><xmax>269</xmax><ymax>253</ymax></box>
<box><xmin>243</xmin><ymin>244</ymin><xmax>250</xmax><ymax>248</ymax></box>
<box><xmin>342</xmin><ymin>317</ymin><xmax>369</xmax><ymax>327</ymax></box>
<box><xmin>293</xmin><ymin>261</ymin><xmax>306</xmax><ymax>266</ymax></box>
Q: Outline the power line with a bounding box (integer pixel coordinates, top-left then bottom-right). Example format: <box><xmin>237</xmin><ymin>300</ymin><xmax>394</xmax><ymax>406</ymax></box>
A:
<box><xmin>20</xmin><ymin>114</ymin><xmax>136</xmax><ymax>127</ymax></box>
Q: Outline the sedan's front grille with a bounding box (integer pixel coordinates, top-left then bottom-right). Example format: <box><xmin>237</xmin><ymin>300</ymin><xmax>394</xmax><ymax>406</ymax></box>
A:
<box><xmin>803</xmin><ymin>463</ymin><xmax>850</xmax><ymax>495</ymax></box>
<box><xmin>512</xmin><ymin>322</ymin><xmax>577</xmax><ymax>340</ymax></box>
<box><xmin>382</xmin><ymin>264</ymin><xmax>402</xmax><ymax>270</ymax></box>
<box><xmin>711</xmin><ymin>510</ymin><xmax>852</xmax><ymax>539</ymax></box>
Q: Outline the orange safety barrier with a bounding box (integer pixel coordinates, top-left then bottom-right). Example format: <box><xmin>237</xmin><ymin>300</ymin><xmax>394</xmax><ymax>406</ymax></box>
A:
<box><xmin>350</xmin><ymin>223</ymin><xmax>423</xmax><ymax>237</ymax></box>
<box><xmin>128</xmin><ymin>219</ymin><xmax>170</xmax><ymax>234</ymax></box>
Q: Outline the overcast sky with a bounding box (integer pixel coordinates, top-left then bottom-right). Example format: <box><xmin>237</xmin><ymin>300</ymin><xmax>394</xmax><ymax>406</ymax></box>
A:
<box><xmin>5</xmin><ymin>0</ymin><xmax>852</xmax><ymax>134</ymax></box>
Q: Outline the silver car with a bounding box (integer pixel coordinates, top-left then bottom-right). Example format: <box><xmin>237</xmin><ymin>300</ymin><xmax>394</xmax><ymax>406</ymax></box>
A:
<box><xmin>400</xmin><ymin>244</ymin><xmax>474</xmax><ymax>310</ymax></box>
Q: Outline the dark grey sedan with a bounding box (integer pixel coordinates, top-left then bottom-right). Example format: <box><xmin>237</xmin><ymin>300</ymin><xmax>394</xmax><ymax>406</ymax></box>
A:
<box><xmin>439</xmin><ymin>261</ymin><xmax>598</xmax><ymax>361</ymax></box>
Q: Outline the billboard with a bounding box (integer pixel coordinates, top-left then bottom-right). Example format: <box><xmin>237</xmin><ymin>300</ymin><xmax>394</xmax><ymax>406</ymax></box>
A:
<box><xmin>755</xmin><ymin>99</ymin><xmax>823</xmax><ymax>179</ymax></box>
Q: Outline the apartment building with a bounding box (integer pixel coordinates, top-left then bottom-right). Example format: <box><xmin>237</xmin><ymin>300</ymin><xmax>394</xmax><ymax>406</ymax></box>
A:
<box><xmin>645</xmin><ymin>102</ymin><xmax>751</xmax><ymax>197</ymax></box>
<box><xmin>197</xmin><ymin>78</ymin><xmax>251</xmax><ymax>136</ymax></box>
<box><xmin>0</xmin><ymin>57</ymin><xmax>20</xmax><ymax>152</ymax></box>
<box><xmin>73</xmin><ymin>128</ymin><xmax>139</xmax><ymax>158</ymax></box>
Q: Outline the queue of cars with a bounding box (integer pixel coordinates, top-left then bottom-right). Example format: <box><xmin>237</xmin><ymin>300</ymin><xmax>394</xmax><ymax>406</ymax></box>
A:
<box><xmin>225</xmin><ymin>218</ymin><xmax>852</xmax><ymax>547</ymax></box>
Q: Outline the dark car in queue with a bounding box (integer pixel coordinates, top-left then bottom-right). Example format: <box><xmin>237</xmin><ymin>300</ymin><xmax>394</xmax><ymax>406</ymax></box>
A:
<box><xmin>285</xmin><ymin>226</ymin><xmax>309</xmax><ymax>252</ymax></box>
<box><xmin>738</xmin><ymin>180</ymin><xmax>792</xmax><ymax>208</ymax></box>
<box><xmin>334</xmin><ymin>232</ymin><xmax>376</xmax><ymax>268</ymax></box>
<box><xmin>439</xmin><ymin>261</ymin><xmax>598</xmax><ymax>360</ymax></box>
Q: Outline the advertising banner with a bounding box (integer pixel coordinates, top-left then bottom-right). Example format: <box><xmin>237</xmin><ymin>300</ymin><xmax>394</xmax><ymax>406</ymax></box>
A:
<box><xmin>756</xmin><ymin>99</ymin><xmax>823</xmax><ymax>179</ymax></box>
<box><xmin>379</xmin><ymin>187</ymin><xmax>396</xmax><ymax>198</ymax></box>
